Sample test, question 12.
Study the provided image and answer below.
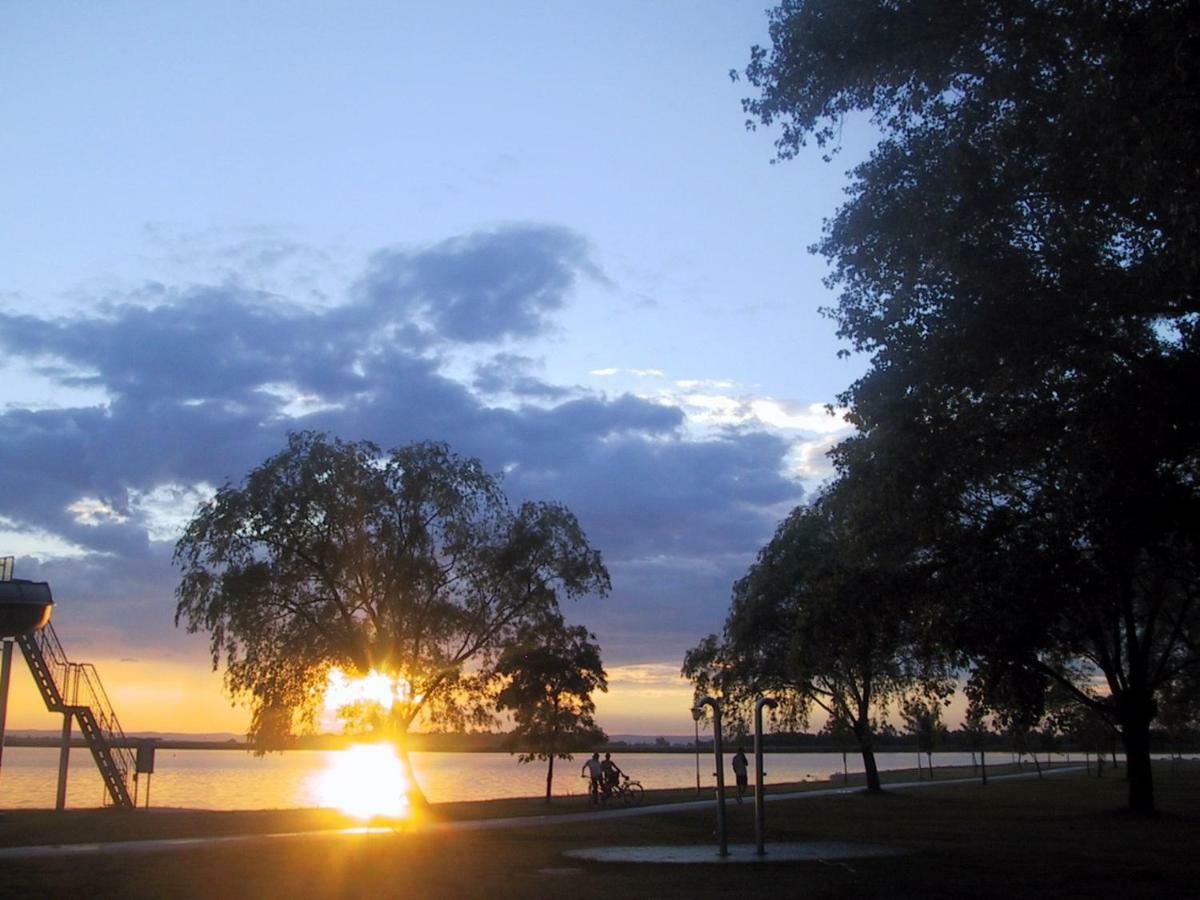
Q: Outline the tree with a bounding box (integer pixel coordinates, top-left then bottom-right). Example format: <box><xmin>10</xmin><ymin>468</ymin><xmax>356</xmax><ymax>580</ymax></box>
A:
<box><xmin>684</xmin><ymin>486</ymin><xmax>950</xmax><ymax>793</ymax></box>
<box><xmin>494</xmin><ymin>612</ymin><xmax>607</xmax><ymax>803</ymax></box>
<box><xmin>739</xmin><ymin>0</ymin><xmax>1200</xmax><ymax>813</ymax></box>
<box><xmin>1156</xmin><ymin>667</ymin><xmax>1200</xmax><ymax>760</ymax></box>
<box><xmin>820</xmin><ymin>711</ymin><xmax>856</xmax><ymax>783</ymax></box>
<box><xmin>900</xmin><ymin>694</ymin><xmax>947</xmax><ymax>779</ymax></box>
<box><xmin>960</xmin><ymin>693</ymin><xmax>993</xmax><ymax>785</ymax></box>
<box><xmin>175</xmin><ymin>431</ymin><xmax>610</xmax><ymax>802</ymax></box>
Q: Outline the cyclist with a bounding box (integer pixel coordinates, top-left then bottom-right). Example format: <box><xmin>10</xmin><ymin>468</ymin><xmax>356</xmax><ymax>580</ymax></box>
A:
<box><xmin>581</xmin><ymin>752</ymin><xmax>603</xmax><ymax>805</ymax></box>
<box><xmin>600</xmin><ymin>752</ymin><xmax>624</xmax><ymax>800</ymax></box>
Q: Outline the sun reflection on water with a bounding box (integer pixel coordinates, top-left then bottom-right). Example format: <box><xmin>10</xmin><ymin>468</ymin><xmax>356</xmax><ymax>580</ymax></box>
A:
<box><xmin>314</xmin><ymin>743</ymin><xmax>412</xmax><ymax>820</ymax></box>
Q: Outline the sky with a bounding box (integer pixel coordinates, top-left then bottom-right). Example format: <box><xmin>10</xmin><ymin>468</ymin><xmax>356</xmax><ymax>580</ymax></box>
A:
<box><xmin>0</xmin><ymin>2</ymin><xmax>872</xmax><ymax>737</ymax></box>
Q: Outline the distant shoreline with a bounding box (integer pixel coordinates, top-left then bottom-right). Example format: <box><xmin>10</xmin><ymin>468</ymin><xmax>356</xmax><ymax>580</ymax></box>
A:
<box><xmin>4</xmin><ymin>734</ymin><xmax>1196</xmax><ymax>755</ymax></box>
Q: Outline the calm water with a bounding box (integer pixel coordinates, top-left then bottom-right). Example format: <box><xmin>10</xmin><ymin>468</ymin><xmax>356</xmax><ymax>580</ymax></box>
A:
<box><xmin>0</xmin><ymin>746</ymin><xmax>1088</xmax><ymax>811</ymax></box>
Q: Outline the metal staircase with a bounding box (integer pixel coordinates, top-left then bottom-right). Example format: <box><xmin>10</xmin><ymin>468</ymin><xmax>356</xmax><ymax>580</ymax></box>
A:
<box><xmin>16</xmin><ymin>622</ymin><xmax>135</xmax><ymax>808</ymax></box>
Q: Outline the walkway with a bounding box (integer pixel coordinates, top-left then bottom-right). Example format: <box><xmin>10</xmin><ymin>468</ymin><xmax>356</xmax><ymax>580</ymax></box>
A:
<box><xmin>0</xmin><ymin>766</ymin><xmax>1085</xmax><ymax>859</ymax></box>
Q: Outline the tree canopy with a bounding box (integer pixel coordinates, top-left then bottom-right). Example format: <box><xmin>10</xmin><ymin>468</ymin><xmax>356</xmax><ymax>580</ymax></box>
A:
<box><xmin>739</xmin><ymin>0</ymin><xmax>1200</xmax><ymax>812</ymax></box>
<box><xmin>174</xmin><ymin>431</ymin><xmax>611</xmax><ymax>763</ymax></box>
<box><xmin>684</xmin><ymin>485</ymin><xmax>951</xmax><ymax>793</ymax></box>
<box><xmin>494</xmin><ymin>611</ymin><xmax>607</xmax><ymax>802</ymax></box>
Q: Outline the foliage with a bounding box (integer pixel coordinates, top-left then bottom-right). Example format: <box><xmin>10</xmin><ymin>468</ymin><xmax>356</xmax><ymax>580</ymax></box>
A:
<box><xmin>174</xmin><ymin>431</ymin><xmax>610</xmax><ymax>753</ymax></box>
<box><xmin>739</xmin><ymin>0</ymin><xmax>1200</xmax><ymax>813</ymax></box>
<box><xmin>900</xmin><ymin>694</ymin><xmax>947</xmax><ymax>754</ymax></box>
<box><xmin>683</xmin><ymin>485</ymin><xmax>952</xmax><ymax>792</ymax></box>
<box><xmin>494</xmin><ymin>611</ymin><xmax>607</xmax><ymax>801</ymax></box>
<box><xmin>1156</xmin><ymin>667</ymin><xmax>1200</xmax><ymax>754</ymax></box>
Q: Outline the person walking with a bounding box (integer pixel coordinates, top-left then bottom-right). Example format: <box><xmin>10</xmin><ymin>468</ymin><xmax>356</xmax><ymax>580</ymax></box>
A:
<box><xmin>581</xmin><ymin>752</ymin><xmax>603</xmax><ymax>805</ymax></box>
<box><xmin>732</xmin><ymin>746</ymin><xmax>749</xmax><ymax>803</ymax></box>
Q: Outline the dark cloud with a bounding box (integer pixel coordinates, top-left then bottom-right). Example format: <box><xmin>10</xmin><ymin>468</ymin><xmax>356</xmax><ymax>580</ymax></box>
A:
<box><xmin>358</xmin><ymin>225</ymin><xmax>607</xmax><ymax>343</ymax></box>
<box><xmin>0</xmin><ymin>224</ymin><xmax>801</xmax><ymax>667</ymax></box>
<box><xmin>472</xmin><ymin>353</ymin><xmax>573</xmax><ymax>400</ymax></box>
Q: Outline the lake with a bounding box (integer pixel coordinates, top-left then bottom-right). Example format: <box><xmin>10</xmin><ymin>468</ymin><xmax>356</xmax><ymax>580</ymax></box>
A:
<box><xmin>0</xmin><ymin>746</ymin><xmax>1087</xmax><ymax>811</ymax></box>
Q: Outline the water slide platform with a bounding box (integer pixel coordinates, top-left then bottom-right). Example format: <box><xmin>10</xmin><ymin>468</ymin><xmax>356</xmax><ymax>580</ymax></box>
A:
<box><xmin>0</xmin><ymin>580</ymin><xmax>53</xmax><ymax>637</ymax></box>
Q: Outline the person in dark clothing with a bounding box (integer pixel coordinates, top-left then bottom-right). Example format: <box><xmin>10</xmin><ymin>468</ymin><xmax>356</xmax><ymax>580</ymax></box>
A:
<box><xmin>732</xmin><ymin>747</ymin><xmax>749</xmax><ymax>802</ymax></box>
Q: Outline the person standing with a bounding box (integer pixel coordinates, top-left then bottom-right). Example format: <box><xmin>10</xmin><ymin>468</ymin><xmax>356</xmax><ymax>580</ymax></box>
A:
<box><xmin>732</xmin><ymin>746</ymin><xmax>749</xmax><ymax>803</ymax></box>
<box><xmin>581</xmin><ymin>752</ymin><xmax>603</xmax><ymax>805</ymax></box>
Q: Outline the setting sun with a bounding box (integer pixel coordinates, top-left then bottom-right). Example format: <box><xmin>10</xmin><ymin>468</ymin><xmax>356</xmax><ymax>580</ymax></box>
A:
<box><xmin>323</xmin><ymin>666</ymin><xmax>422</xmax><ymax>717</ymax></box>
<box><xmin>313</xmin><ymin>743</ymin><xmax>412</xmax><ymax>820</ymax></box>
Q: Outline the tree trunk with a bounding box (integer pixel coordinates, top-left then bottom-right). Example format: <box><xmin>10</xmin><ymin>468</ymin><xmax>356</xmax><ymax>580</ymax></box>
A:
<box><xmin>860</xmin><ymin>746</ymin><xmax>882</xmax><ymax>793</ymax></box>
<box><xmin>926</xmin><ymin>751</ymin><xmax>934</xmax><ymax>779</ymax></box>
<box><xmin>392</xmin><ymin>733</ymin><xmax>429</xmax><ymax>811</ymax></box>
<box><xmin>545</xmin><ymin>755</ymin><xmax>554</xmax><ymax>804</ymax></box>
<box><xmin>980</xmin><ymin>750</ymin><xmax>987</xmax><ymax>786</ymax></box>
<box><xmin>1119</xmin><ymin>703</ymin><xmax>1156</xmax><ymax>814</ymax></box>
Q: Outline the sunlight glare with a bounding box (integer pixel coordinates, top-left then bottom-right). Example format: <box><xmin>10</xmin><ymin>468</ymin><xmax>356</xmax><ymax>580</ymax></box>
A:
<box><xmin>315</xmin><ymin>743</ymin><xmax>412</xmax><ymax>820</ymax></box>
<box><xmin>324</xmin><ymin>666</ymin><xmax>421</xmax><ymax>713</ymax></box>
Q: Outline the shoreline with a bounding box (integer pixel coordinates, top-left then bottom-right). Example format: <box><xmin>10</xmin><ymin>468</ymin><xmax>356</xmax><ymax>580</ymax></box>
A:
<box><xmin>1</xmin><ymin>764</ymin><xmax>1196</xmax><ymax>898</ymax></box>
<box><xmin>0</xmin><ymin>761</ymin><xmax>1088</xmax><ymax>847</ymax></box>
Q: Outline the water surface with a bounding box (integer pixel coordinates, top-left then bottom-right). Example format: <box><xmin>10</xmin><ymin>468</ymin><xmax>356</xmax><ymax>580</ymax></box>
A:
<box><xmin>0</xmin><ymin>747</ymin><xmax>1095</xmax><ymax>811</ymax></box>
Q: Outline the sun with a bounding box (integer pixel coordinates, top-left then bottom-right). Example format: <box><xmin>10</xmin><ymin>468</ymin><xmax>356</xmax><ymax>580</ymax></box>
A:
<box><xmin>314</xmin><ymin>742</ymin><xmax>412</xmax><ymax>820</ymax></box>
<box><xmin>315</xmin><ymin>667</ymin><xmax>423</xmax><ymax>819</ymax></box>
<box><xmin>322</xmin><ymin>666</ymin><xmax>422</xmax><ymax>720</ymax></box>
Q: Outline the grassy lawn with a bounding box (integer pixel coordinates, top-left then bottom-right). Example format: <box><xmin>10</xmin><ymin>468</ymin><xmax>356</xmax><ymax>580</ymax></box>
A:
<box><xmin>0</xmin><ymin>762</ymin><xmax>1196</xmax><ymax>898</ymax></box>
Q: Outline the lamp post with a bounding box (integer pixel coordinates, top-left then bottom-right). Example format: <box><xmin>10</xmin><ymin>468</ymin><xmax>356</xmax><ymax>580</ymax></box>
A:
<box><xmin>691</xmin><ymin>705</ymin><xmax>703</xmax><ymax>795</ymax></box>
<box><xmin>754</xmin><ymin>696</ymin><xmax>778</xmax><ymax>856</ymax></box>
<box><xmin>693</xmin><ymin>696</ymin><xmax>727</xmax><ymax>857</ymax></box>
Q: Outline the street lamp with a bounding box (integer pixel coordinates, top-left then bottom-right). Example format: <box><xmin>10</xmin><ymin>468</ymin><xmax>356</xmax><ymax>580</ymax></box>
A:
<box><xmin>691</xmin><ymin>704</ymin><xmax>703</xmax><ymax>795</ymax></box>
<box><xmin>694</xmin><ymin>695</ymin><xmax>728</xmax><ymax>857</ymax></box>
<box><xmin>754</xmin><ymin>696</ymin><xmax>778</xmax><ymax>856</ymax></box>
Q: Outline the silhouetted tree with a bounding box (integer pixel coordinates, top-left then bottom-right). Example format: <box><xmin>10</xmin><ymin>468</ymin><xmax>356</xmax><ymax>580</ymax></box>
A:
<box><xmin>901</xmin><ymin>694</ymin><xmax>948</xmax><ymax>779</ymax></box>
<box><xmin>175</xmin><ymin>431</ymin><xmax>609</xmax><ymax>803</ymax></box>
<box><xmin>739</xmin><ymin>0</ymin><xmax>1200</xmax><ymax>813</ymax></box>
<box><xmin>684</xmin><ymin>486</ymin><xmax>950</xmax><ymax>793</ymax></box>
<box><xmin>961</xmin><ymin>691</ymin><xmax>993</xmax><ymax>785</ymax></box>
<box><xmin>820</xmin><ymin>712</ymin><xmax>855</xmax><ymax>783</ymax></box>
<box><xmin>494</xmin><ymin>612</ymin><xmax>607</xmax><ymax>803</ymax></box>
<box><xmin>1156</xmin><ymin>667</ymin><xmax>1200</xmax><ymax>761</ymax></box>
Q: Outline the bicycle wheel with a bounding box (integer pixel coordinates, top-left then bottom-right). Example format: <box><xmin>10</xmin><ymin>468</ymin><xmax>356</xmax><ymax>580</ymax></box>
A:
<box><xmin>623</xmin><ymin>781</ymin><xmax>644</xmax><ymax>807</ymax></box>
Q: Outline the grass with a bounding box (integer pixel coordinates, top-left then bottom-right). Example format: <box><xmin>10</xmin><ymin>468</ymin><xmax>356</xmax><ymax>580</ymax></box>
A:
<box><xmin>0</xmin><ymin>762</ymin><xmax>1196</xmax><ymax>898</ymax></box>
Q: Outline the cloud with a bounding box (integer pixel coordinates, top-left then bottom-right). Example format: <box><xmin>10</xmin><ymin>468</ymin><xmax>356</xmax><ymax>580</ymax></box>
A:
<box><xmin>0</xmin><ymin>224</ymin><xmax>807</xmax><ymax>671</ymax></box>
<box><xmin>357</xmin><ymin>224</ymin><xmax>607</xmax><ymax>343</ymax></box>
<box><xmin>472</xmin><ymin>353</ymin><xmax>573</xmax><ymax>401</ymax></box>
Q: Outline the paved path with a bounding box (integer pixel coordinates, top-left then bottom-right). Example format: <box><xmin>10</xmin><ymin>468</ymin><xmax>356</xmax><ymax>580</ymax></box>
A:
<box><xmin>563</xmin><ymin>840</ymin><xmax>909</xmax><ymax>864</ymax></box>
<box><xmin>0</xmin><ymin>766</ymin><xmax>1086</xmax><ymax>859</ymax></box>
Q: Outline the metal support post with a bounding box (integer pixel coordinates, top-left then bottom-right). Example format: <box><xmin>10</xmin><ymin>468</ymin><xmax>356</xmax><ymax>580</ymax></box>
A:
<box><xmin>754</xmin><ymin>696</ymin><xmax>778</xmax><ymax>856</ymax></box>
<box><xmin>0</xmin><ymin>639</ymin><xmax>14</xmax><ymax>778</ymax></box>
<box><xmin>56</xmin><ymin>711</ymin><xmax>72</xmax><ymax>811</ymax></box>
<box><xmin>694</xmin><ymin>695</ymin><xmax>727</xmax><ymax>857</ymax></box>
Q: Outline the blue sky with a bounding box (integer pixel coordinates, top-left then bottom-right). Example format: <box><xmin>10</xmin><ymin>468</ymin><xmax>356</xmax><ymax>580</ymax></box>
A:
<box><xmin>0</xmin><ymin>2</ymin><xmax>869</xmax><ymax>734</ymax></box>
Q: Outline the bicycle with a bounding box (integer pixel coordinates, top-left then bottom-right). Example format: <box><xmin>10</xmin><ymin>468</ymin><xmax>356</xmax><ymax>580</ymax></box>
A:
<box><xmin>600</xmin><ymin>775</ymin><xmax>645</xmax><ymax>808</ymax></box>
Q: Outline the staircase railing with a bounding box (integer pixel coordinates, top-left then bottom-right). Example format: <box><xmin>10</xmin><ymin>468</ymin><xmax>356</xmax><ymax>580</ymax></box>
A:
<box><xmin>70</xmin><ymin>660</ymin><xmax>137</xmax><ymax>785</ymax></box>
<box><xmin>18</xmin><ymin>621</ymin><xmax>136</xmax><ymax>807</ymax></box>
<box><xmin>21</xmin><ymin>618</ymin><xmax>71</xmax><ymax>707</ymax></box>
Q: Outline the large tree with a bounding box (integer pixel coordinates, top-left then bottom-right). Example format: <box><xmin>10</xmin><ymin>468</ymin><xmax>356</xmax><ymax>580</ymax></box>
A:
<box><xmin>175</xmin><ymin>431</ymin><xmax>610</xmax><ymax>800</ymax></box>
<box><xmin>684</xmin><ymin>487</ymin><xmax>950</xmax><ymax>793</ymax></box>
<box><xmin>740</xmin><ymin>0</ymin><xmax>1200</xmax><ymax>813</ymax></box>
<box><xmin>494</xmin><ymin>612</ymin><xmax>607</xmax><ymax>803</ymax></box>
